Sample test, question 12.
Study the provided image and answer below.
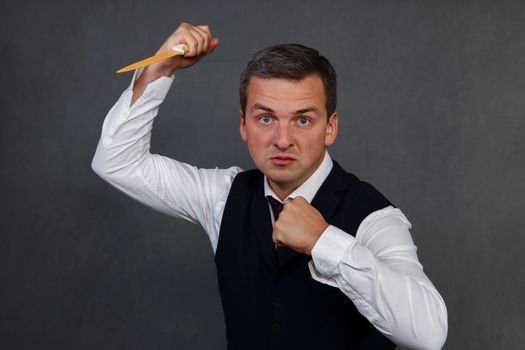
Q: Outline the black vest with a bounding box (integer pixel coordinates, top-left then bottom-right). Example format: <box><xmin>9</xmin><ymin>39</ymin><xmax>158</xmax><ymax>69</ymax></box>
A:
<box><xmin>215</xmin><ymin>161</ymin><xmax>395</xmax><ymax>350</ymax></box>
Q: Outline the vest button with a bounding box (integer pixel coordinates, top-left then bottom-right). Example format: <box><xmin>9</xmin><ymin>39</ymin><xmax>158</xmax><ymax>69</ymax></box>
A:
<box><xmin>273</xmin><ymin>322</ymin><xmax>281</xmax><ymax>332</ymax></box>
<box><xmin>274</xmin><ymin>298</ymin><xmax>281</xmax><ymax>306</ymax></box>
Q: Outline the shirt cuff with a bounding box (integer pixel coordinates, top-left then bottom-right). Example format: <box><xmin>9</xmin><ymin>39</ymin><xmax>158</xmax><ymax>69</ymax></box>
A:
<box><xmin>310</xmin><ymin>225</ymin><xmax>356</xmax><ymax>276</ymax></box>
<box><xmin>125</xmin><ymin>68</ymin><xmax>176</xmax><ymax>108</ymax></box>
<box><xmin>101</xmin><ymin>69</ymin><xmax>175</xmax><ymax>146</ymax></box>
<box><xmin>136</xmin><ymin>74</ymin><xmax>175</xmax><ymax>104</ymax></box>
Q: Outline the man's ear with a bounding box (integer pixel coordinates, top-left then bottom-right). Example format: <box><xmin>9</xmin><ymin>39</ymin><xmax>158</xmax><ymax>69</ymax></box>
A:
<box><xmin>324</xmin><ymin>112</ymin><xmax>338</xmax><ymax>146</ymax></box>
<box><xmin>239</xmin><ymin>110</ymin><xmax>247</xmax><ymax>142</ymax></box>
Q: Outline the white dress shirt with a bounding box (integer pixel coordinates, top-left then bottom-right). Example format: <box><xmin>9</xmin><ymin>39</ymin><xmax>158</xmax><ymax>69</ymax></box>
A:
<box><xmin>92</xmin><ymin>71</ymin><xmax>448</xmax><ymax>350</ymax></box>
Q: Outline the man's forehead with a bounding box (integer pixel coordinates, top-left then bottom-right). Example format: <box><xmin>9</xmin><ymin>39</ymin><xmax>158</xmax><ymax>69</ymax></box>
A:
<box><xmin>245</xmin><ymin>75</ymin><xmax>326</xmax><ymax>113</ymax></box>
<box><xmin>246</xmin><ymin>74</ymin><xmax>323</xmax><ymax>88</ymax></box>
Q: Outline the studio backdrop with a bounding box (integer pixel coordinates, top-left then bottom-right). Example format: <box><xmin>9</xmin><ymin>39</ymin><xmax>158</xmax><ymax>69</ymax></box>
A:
<box><xmin>1</xmin><ymin>1</ymin><xmax>524</xmax><ymax>349</ymax></box>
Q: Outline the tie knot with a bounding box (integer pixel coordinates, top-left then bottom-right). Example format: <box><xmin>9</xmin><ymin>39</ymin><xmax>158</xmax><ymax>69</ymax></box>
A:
<box><xmin>267</xmin><ymin>196</ymin><xmax>284</xmax><ymax>219</ymax></box>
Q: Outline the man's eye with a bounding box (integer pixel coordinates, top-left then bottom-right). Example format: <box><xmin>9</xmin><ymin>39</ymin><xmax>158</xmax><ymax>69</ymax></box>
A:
<box><xmin>298</xmin><ymin>117</ymin><xmax>310</xmax><ymax>125</ymax></box>
<box><xmin>260</xmin><ymin>115</ymin><xmax>272</xmax><ymax>124</ymax></box>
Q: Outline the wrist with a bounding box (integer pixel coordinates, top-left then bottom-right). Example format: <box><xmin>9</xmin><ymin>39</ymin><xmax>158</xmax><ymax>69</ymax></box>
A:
<box><xmin>146</xmin><ymin>62</ymin><xmax>177</xmax><ymax>78</ymax></box>
<box><xmin>131</xmin><ymin>64</ymin><xmax>175</xmax><ymax>105</ymax></box>
<box><xmin>306</xmin><ymin>222</ymin><xmax>329</xmax><ymax>256</ymax></box>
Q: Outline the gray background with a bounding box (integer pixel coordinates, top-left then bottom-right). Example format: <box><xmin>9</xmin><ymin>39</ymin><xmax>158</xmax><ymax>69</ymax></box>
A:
<box><xmin>1</xmin><ymin>0</ymin><xmax>524</xmax><ymax>349</ymax></box>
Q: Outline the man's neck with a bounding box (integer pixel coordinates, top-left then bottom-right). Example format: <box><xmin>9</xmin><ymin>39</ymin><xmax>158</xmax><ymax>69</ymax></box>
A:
<box><xmin>268</xmin><ymin>182</ymin><xmax>299</xmax><ymax>202</ymax></box>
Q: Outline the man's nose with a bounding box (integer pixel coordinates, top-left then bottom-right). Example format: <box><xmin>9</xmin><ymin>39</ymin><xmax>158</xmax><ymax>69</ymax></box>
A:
<box><xmin>273</xmin><ymin>123</ymin><xmax>294</xmax><ymax>149</ymax></box>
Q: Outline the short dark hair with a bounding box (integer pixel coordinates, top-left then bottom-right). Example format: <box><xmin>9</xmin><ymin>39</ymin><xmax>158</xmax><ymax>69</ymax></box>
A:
<box><xmin>239</xmin><ymin>43</ymin><xmax>337</xmax><ymax>117</ymax></box>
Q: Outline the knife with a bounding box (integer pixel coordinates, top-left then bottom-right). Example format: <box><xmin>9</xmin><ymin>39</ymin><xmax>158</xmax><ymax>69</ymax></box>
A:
<box><xmin>116</xmin><ymin>44</ymin><xmax>189</xmax><ymax>73</ymax></box>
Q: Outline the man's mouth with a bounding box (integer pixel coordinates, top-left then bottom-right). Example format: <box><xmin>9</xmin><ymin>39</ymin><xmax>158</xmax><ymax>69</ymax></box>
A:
<box><xmin>270</xmin><ymin>155</ymin><xmax>296</xmax><ymax>166</ymax></box>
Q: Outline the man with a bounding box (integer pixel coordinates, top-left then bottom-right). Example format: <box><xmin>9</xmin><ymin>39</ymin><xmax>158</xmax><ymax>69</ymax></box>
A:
<box><xmin>92</xmin><ymin>23</ymin><xmax>447</xmax><ymax>349</ymax></box>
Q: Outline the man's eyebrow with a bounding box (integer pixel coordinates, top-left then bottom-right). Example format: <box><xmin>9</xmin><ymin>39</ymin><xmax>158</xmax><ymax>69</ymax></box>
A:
<box><xmin>294</xmin><ymin>107</ymin><xmax>320</xmax><ymax>115</ymax></box>
<box><xmin>250</xmin><ymin>104</ymin><xmax>320</xmax><ymax>115</ymax></box>
<box><xmin>250</xmin><ymin>103</ymin><xmax>275</xmax><ymax>113</ymax></box>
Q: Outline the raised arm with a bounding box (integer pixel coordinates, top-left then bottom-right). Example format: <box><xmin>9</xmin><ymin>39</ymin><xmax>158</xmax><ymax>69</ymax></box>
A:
<box><xmin>91</xmin><ymin>23</ymin><xmax>240</xmax><ymax>250</ymax></box>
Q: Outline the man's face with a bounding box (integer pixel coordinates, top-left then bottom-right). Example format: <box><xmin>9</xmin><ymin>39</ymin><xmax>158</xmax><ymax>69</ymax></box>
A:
<box><xmin>240</xmin><ymin>74</ymin><xmax>338</xmax><ymax>198</ymax></box>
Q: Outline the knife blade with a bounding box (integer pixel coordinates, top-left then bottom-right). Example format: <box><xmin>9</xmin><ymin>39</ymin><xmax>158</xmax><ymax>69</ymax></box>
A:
<box><xmin>116</xmin><ymin>44</ymin><xmax>189</xmax><ymax>73</ymax></box>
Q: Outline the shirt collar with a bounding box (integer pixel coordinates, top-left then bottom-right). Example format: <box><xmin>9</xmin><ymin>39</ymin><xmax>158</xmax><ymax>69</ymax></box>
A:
<box><xmin>264</xmin><ymin>150</ymin><xmax>333</xmax><ymax>204</ymax></box>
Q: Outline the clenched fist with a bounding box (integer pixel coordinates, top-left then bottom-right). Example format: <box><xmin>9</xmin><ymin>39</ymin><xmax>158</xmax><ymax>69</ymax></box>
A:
<box><xmin>272</xmin><ymin>196</ymin><xmax>329</xmax><ymax>256</ymax></box>
<box><xmin>132</xmin><ymin>22</ymin><xmax>219</xmax><ymax>104</ymax></box>
<box><xmin>152</xmin><ymin>22</ymin><xmax>219</xmax><ymax>73</ymax></box>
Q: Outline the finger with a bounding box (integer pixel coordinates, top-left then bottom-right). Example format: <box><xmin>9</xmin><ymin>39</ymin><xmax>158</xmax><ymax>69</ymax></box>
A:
<box><xmin>208</xmin><ymin>37</ymin><xmax>219</xmax><ymax>53</ymax></box>
<box><xmin>197</xmin><ymin>24</ymin><xmax>212</xmax><ymax>38</ymax></box>
<box><xmin>272</xmin><ymin>229</ymin><xmax>279</xmax><ymax>245</ymax></box>
<box><xmin>282</xmin><ymin>200</ymin><xmax>296</xmax><ymax>214</ymax></box>
<box><xmin>195</xmin><ymin>26</ymin><xmax>211</xmax><ymax>52</ymax></box>
<box><xmin>175</xmin><ymin>23</ymin><xmax>201</xmax><ymax>56</ymax></box>
<box><xmin>196</xmin><ymin>25</ymin><xmax>217</xmax><ymax>54</ymax></box>
<box><xmin>292</xmin><ymin>196</ymin><xmax>307</xmax><ymax>205</ymax></box>
<box><xmin>183</xmin><ymin>31</ymin><xmax>200</xmax><ymax>57</ymax></box>
<box><xmin>190</xmin><ymin>27</ymin><xmax>207</xmax><ymax>55</ymax></box>
<box><xmin>287</xmin><ymin>197</ymin><xmax>308</xmax><ymax>212</ymax></box>
<box><xmin>273</xmin><ymin>233</ymin><xmax>286</xmax><ymax>247</ymax></box>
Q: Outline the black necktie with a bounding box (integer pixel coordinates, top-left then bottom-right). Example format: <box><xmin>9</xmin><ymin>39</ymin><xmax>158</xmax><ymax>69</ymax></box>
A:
<box><xmin>267</xmin><ymin>196</ymin><xmax>291</xmax><ymax>262</ymax></box>
<box><xmin>268</xmin><ymin>196</ymin><xmax>284</xmax><ymax>219</ymax></box>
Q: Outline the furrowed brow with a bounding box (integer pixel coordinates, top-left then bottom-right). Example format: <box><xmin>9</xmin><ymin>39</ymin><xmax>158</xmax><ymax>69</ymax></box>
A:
<box><xmin>294</xmin><ymin>107</ymin><xmax>320</xmax><ymax>115</ymax></box>
<box><xmin>250</xmin><ymin>103</ymin><xmax>275</xmax><ymax>114</ymax></box>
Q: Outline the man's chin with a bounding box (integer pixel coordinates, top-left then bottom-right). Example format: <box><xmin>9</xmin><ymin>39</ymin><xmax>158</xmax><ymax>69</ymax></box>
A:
<box><xmin>264</xmin><ymin>170</ymin><xmax>297</xmax><ymax>187</ymax></box>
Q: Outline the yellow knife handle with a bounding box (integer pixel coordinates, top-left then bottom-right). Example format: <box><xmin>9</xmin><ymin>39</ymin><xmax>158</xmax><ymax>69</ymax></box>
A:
<box><xmin>175</xmin><ymin>44</ymin><xmax>190</xmax><ymax>54</ymax></box>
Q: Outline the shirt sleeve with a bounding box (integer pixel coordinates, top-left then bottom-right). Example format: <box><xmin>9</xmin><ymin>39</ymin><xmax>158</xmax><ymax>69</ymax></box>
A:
<box><xmin>308</xmin><ymin>206</ymin><xmax>448</xmax><ymax>350</ymax></box>
<box><xmin>91</xmin><ymin>70</ymin><xmax>242</xmax><ymax>252</ymax></box>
